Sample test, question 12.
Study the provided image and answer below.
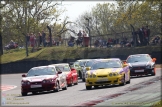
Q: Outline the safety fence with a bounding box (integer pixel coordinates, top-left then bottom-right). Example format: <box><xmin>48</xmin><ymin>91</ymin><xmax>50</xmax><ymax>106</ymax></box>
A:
<box><xmin>60</xmin><ymin>31</ymin><xmax>161</xmax><ymax>48</ymax></box>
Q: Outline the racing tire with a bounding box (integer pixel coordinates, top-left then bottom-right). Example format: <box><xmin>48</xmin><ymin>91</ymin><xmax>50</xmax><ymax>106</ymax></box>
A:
<box><xmin>79</xmin><ymin>71</ymin><xmax>82</xmax><ymax>79</ymax></box>
<box><xmin>126</xmin><ymin>76</ymin><xmax>131</xmax><ymax>84</ymax></box>
<box><xmin>86</xmin><ymin>86</ymin><xmax>92</xmax><ymax>90</ymax></box>
<box><xmin>119</xmin><ymin>76</ymin><xmax>125</xmax><ymax>86</ymax></box>
<box><xmin>82</xmin><ymin>78</ymin><xmax>85</xmax><ymax>82</ymax></box>
<box><xmin>62</xmin><ymin>82</ymin><xmax>67</xmax><ymax>90</ymax></box>
<box><xmin>126</xmin><ymin>79</ymin><xmax>130</xmax><ymax>84</ymax></box>
<box><xmin>21</xmin><ymin>92</ymin><xmax>27</xmax><ymax>96</ymax></box>
<box><xmin>55</xmin><ymin>82</ymin><xmax>60</xmax><ymax>92</ymax></box>
<box><xmin>151</xmin><ymin>69</ymin><xmax>156</xmax><ymax>76</ymax></box>
<box><xmin>151</xmin><ymin>72</ymin><xmax>155</xmax><ymax>76</ymax></box>
<box><xmin>94</xmin><ymin>86</ymin><xmax>99</xmax><ymax>88</ymax></box>
<box><xmin>69</xmin><ymin>78</ymin><xmax>73</xmax><ymax>86</ymax></box>
<box><xmin>32</xmin><ymin>92</ymin><xmax>38</xmax><ymax>95</ymax></box>
<box><xmin>74</xmin><ymin>80</ymin><xmax>78</xmax><ymax>85</ymax></box>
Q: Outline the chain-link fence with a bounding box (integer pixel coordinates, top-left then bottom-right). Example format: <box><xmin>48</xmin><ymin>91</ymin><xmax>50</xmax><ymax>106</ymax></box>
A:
<box><xmin>57</xmin><ymin>31</ymin><xmax>133</xmax><ymax>48</ymax></box>
<box><xmin>52</xmin><ymin>31</ymin><xmax>161</xmax><ymax>48</ymax></box>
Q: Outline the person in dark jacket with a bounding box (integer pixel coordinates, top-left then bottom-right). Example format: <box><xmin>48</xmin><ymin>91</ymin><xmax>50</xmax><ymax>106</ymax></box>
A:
<box><xmin>42</xmin><ymin>30</ymin><xmax>46</xmax><ymax>47</ymax></box>
<box><xmin>137</xmin><ymin>28</ymin><xmax>144</xmax><ymax>46</ymax></box>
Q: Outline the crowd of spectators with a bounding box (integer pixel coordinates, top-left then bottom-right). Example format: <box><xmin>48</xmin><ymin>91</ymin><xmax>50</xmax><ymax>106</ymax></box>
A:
<box><xmin>93</xmin><ymin>38</ymin><xmax>119</xmax><ymax>48</ymax></box>
<box><xmin>151</xmin><ymin>35</ymin><xmax>161</xmax><ymax>45</ymax></box>
<box><xmin>5</xmin><ymin>25</ymin><xmax>160</xmax><ymax>50</ymax></box>
<box><xmin>26</xmin><ymin>31</ymin><xmax>61</xmax><ymax>48</ymax></box>
<box><xmin>68</xmin><ymin>30</ymin><xmax>88</xmax><ymax>47</ymax></box>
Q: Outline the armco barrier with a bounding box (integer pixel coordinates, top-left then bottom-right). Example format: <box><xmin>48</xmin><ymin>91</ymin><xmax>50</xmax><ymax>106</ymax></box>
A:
<box><xmin>0</xmin><ymin>51</ymin><xmax>161</xmax><ymax>74</ymax></box>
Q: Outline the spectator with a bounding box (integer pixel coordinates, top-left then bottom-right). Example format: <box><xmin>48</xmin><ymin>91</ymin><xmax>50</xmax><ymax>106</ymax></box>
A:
<box><xmin>137</xmin><ymin>28</ymin><xmax>144</xmax><ymax>46</ymax></box>
<box><xmin>99</xmin><ymin>38</ymin><xmax>103</xmax><ymax>47</ymax></box>
<box><xmin>46</xmin><ymin>36</ymin><xmax>50</xmax><ymax>46</ymax></box>
<box><xmin>30</xmin><ymin>33</ymin><xmax>35</xmax><ymax>47</ymax></box>
<box><xmin>38</xmin><ymin>32</ymin><xmax>42</xmax><ymax>47</ymax></box>
<box><xmin>82</xmin><ymin>31</ymin><xmax>87</xmax><ymax>46</ymax></box>
<box><xmin>152</xmin><ymin>36</ymin><xmax>160</xmax><ymax>44</ymax></box>
<box><xmin>94</xmin><ymin>39</ymin><xmax>99</xmax><ymax>47</ymax></box>
<box><xmin>107</xmin><ymin>38</ymin><xmax>110</xmax><ymax>47</ymax></box>
<box><xmin>82</xmin><ymin>31</ymin><xmax>87</xmax><ymax>37</ymax></box>
<box><xmin>146</xmin><ymin>25</ymin><xmax>150</xmax><ymax>45</ymax></box>
<box><xmin>76</xmin><ymin>30</ymin><xmax>82</xmax><ymax>46</ymax></box>
<box><xmin>9</xmin><ymin>40</ymin><xmax>14</xmax><ymax>46</ymax></box>
<box><xmin>34</xmin><ymin>34</ymin><xmax>37</xmax><ymax>47</ymax></box>
<box><xmin>116</xmin><ymin>38</ymin><xmax>119</xmax><ymax>44</ymax></box>
<box><xmin>27</xmin><ymin>33</ymin><xmax>30</xmax><ymax>47</ymax></box>
<box><xmin>70</xmin><ymin>36</ymin><xmax>75</xmax><ymax>42</ymax></box>
<box><xmin>59</xmin><ymin>36</ymin><xmax>62</xmax><ymax>46</ymax></box>
<box><xmin>132</xmin><ymin>31</ymin><xmax>139</xmax><ymax>46</ymax></box>
<box><xmin>42</xmin><ymin>30</ymin><xmax>46</xmax><ymax>47</ymax></box>
<box><xmin>143</xmin><ymin>27</ymin><xmax>148</xmax><ymax>45</ymax></box>
<box><xmin>68</xmin><ymin>37</ymin><xmax>75</xmax><ymax>47</ymax></box>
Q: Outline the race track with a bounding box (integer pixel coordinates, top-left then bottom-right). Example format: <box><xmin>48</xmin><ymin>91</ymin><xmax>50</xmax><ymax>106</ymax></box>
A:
<box><xmin>1</xmin><ymin>68</ymin><xmax>161</xmax><ymax>106</ymax></box>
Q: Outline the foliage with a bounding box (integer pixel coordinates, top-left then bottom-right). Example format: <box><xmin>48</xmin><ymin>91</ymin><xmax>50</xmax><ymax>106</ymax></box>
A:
<box><xmin>151</xmin><ymin>100</ymin><xmax>162</xmax><ymax>107</ymax></box>
<box><xmin>75</xmin><ymin>0</ymin><xmax>161</xmax><ymax>38</ymax></box>
<box><xmin>1</xmin><ymin>0</ymin><xmax>74</xmax><ymax>48</ymax></box>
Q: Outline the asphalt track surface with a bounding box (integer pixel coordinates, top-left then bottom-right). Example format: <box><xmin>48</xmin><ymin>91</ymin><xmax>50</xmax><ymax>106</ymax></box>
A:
<box><xmin>1</xmin><ymin>68</ymin><xmax>161</xmax><ymax>106</ymax></box>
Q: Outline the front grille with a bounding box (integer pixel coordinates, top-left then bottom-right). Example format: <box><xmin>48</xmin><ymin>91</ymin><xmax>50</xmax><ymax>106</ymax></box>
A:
<box><xmin>97</xmin><ymin>75</ymin><xmax>107</xmax><ymax>78</ymax></box>
<box><xmin>133</xmin><ymin>66</ymin><xmax>145</xmax><ymax>70</ymax></box>
<box><xmin>95</xmin><ymin>81</ymin><xmax>111</xmax><ymax>84</ymax></box>
<box><xmin>31</xmin><ymin>82</ymin><xmax>42</xmax><ymax>85</ymax></box>
<box><xmin>114</xmin><ymin>80</ymin><xmax>118</xmax><ymax>83</ymax></box>
<box><xmin>30</xmin><ymin>87</ymin><xmax>43</xmax><ymax>91</ymax></box>
<box><xmin>89</xmin><ymin>82</ymin><xmax>92</xmax><ymax>84</ymax></box>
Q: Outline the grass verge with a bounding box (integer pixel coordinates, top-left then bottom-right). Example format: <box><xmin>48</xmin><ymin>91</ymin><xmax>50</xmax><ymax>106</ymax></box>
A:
<box><xmin>151</xmin><ymin>100</ymin><xmax>162</xmax><ymax>107</ymax></box>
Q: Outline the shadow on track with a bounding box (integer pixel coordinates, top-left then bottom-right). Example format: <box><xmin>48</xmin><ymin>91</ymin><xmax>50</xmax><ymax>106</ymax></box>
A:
<box><xmin>79</xmin><ymin>85</ymin><xmax>123</xmax><ymax>91</ymax></box>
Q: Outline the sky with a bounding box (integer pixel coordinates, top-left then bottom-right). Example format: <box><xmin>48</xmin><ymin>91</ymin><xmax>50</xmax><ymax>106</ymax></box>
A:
<box><xmin>59</xmin><ymin>1</ymin><xmax>115</xmax><ymax>22</ymax></box>
<box><xmin>57</xmin><ymin>1</ymin><xmax>115</xmax><ymax>38</ymax></box>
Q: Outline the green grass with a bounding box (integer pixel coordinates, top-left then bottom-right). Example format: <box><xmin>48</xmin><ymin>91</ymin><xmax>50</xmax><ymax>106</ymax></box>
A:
<box><xmin>1</xmin><ymin>46</ymin><xmax>161</xmax><ymax>64</ymax></box>
<box><xmin>151</xmin><ymin>100</ymin><xmax>162</xmax><ymax>107</ymax></box>
<box><xmin>0</xmin><ymin>46</ymin><xmax>84</xmax><ymax>64</ymax></box>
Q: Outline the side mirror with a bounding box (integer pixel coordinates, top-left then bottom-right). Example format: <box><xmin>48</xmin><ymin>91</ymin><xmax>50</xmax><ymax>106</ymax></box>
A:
<box><xmin>152</xmin><ymin>58</ymin><xmax>156</xmax><ymax>62</ymax></box>
<box><xmin>58</xmin><ymin>71</ymin><xmax>62</xmax><ymax>74</ymax></box>
<box><xmin>69</xmin><ymin>65</ymin><xmax>73</xmax><ymax>68</ymax></box>
<box><xmin>123</xmin><ymin>64</ymin><xmax>128</xmax><ymax>67</ymax></box>
<box><xmin>22</xmin><ymin>74</ymin><xmax>26</xmax><ymax>77</ymax></box>
<box><xmin>86</xmin><ymin>67</ymin><xmax>91</xmax><ymax>71</ymax></box>
<box><xmin>75</xmin><ymin>65</ymin><xmax>79</xmax><ymax>67</ymax></box>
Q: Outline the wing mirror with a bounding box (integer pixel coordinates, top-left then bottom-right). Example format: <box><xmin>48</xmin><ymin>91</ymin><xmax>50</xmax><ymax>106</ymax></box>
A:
<box><xmin>86</xmin><ymin>67</ymin><xmax>91</xmax><ymax>71</ymax></box>
<box><xmin>75</xmin><ymin>65</ymin><xmax>79</xmax><ymax>67</ymax></box>
<box><xmin>22</xmin><ymin>74</ymin><xmax>26</xmax><ymax>77</ymax></box>
<box><xmin>152</xmin><ymin>58</ymin><xmax>156</xmax><ymax>62</ymax></box>
<box><xmin>58</xmin><ymin>71</ymin><xmax>62</xmax><ymax>74</ymax></box>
